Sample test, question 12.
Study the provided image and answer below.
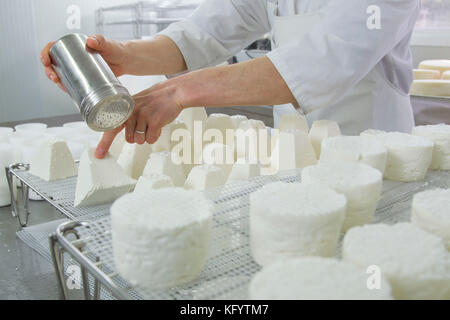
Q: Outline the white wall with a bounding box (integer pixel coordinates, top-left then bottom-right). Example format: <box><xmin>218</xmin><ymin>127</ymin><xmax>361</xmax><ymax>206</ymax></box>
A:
<box><xmin>0</xmin><ymin>0</ymin><xmax>44</xmax><ymax>122</ymax></box>
<box><xmin>0</xmin><ymin>0</ymin><xmax>164</xmax><ymax>123</ymax></box>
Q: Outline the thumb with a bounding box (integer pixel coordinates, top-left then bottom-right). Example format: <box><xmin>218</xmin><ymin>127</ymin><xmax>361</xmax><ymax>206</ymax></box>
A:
<box><xmin>95</xmin><ymin>126</ymin><xmax>124</xmax><ymax>159</ymax></box>
<box><xmin>86</xmin><ymin>34</ymin><xmax>107</xmax><ymax>53</ymax></box>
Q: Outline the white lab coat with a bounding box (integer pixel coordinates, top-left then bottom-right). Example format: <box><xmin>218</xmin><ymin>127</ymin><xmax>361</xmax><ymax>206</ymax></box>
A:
<box><xmin>159</xmin><ymin>0</ymin><xmax>420</xmax><ymax>133</ymax></box>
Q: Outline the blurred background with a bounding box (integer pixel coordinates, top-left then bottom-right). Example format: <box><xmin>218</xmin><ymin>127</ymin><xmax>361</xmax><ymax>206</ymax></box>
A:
<box><xmin>0</xmin><ymin>0</ymin><xmax>449</xmax><ymax>123</ymax></box>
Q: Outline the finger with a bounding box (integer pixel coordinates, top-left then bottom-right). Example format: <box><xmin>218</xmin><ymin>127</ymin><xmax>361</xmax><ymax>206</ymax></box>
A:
<box><xmin>134</xmin><ymin>116</ymin><xmax>148</xmax><ymax>145</ymax></box>
<box><xmin>86</xmin><ymin>34</ymin><xmax>107</xmax><ymax>53</ymax></box>
<box><xmin>40</xmin><ymin>42</ymin><xmax>55</xmax><ymax>67</ymax></box>
<box><xmin>57</xmin><ymin>82</ymin><xmax>67</xmax><ymax>93</ymax></box>
<box><xmin>146</xmin><ymin>126</ymin><xmax>162</xmax><ymax>145</ymax></box>
<box><xmin>45</xmin><ymin>67</ymin><xmax>60</xmax><ymax>83</ymax></box>
<box><xmin>125</xmin><ymin>113</ymin><xmax>137</xmax><ymax>144</ymax></box>
<box><xmin>95</xmin><ymin>126</ymin><xmax>123</xmax><ymax>159</ymax></box>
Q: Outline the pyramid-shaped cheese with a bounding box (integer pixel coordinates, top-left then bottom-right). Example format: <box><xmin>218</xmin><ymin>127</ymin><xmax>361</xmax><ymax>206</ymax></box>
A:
<box><xmin>30</xmin><ymin>136</ymin><xmax>77</xmax><ymax>181</ymax></box>
<box><xmin>271</xmin><ymin>130</ymin><xmax>317</xmax><ymax>171</ymax></box>
<box><xmin>308</xmin><ymin>120</ymin><xmax>341</xmax><ymax>158</ymax></box>
<box><xmin>143</xmin><ymin>151</ymin><xmax>186</xmax><ymax>187</ymax></box>
<box><xmin>278</xmin><ymin>113</ymin><xmax>309</xmax><ymax>133</ymax></box>
<box><xmin>227</xmin><ymin>162</ymin><xmax>261</xmax><ymax>183</ymax></box>
<box><xmin>205</xmin><ymin>114</ymin><xmax>234</xmax><ymax>136</ymax></box>
<box><xmin>204</xmin><ymin>114</ymin><xmax>235</xmax><ymax>148</ymax></box>
<box><xmin>202</xmin><ymin>143</ymin><xmax>235</xmax><ymax>176</ymax></box>
<box><xmin>178</xmin><ymin>107</ymin><xmax>207</xmax><ymax>134</ymax></box>
<box><xmin>109</xmin><ymin>130</ymin><xmax>126</xmax><ymax>159</ymax></box>
<box><xmin>184</xmin><ymin>165</ymin><xmax>227</xmax><ymax>191</ymax></box>
<box><xmin>235</xmin><ymin>120</ymin><xmax>271</xmax><ymax>165</ymax></box>
<box><xmin>117</xmin><ymin>142</ymin><xmax>152</xmax><ymax>179</ymax></box>
<box><xmin>134</xmin><ymin>174</ymin><xmax>174</xmax><ymax>194</ymax></box>
<box><xmin>230</xmin><ymin>115</ymin><xmax>248</xmax><ymax>129</ymax></box>
<box><xmin>152</xmin><ymin>120</ymin><xmax>187</xmax><ymax>152</ymax></box>
<box><xmin>74</xmin><ymin>149</ymin><xmax>136</xmax><ymax>207</ymax></box>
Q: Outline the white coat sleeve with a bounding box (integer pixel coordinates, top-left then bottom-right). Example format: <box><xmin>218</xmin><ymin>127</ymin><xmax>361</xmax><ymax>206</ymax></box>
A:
<box><xmin>158</xmin><ymin>0</ymin><xmax>270</xmax><ymax>71</ymax></box>
<box><xmin>267</xmin><ymin>0</ymin><xmax>420</xmax><ymax>114</ymax></box>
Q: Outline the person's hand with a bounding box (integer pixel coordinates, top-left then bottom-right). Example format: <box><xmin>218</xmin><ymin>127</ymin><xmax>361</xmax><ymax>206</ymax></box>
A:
<box><xmin>95</xmin><ymin>80</ymin><xmax>186</xmax><ymax>159</ymax></box>
<box><xmin>40</xmin><ymin>35</ymin><xmax>129</xmax><ymax>92</ymax></box>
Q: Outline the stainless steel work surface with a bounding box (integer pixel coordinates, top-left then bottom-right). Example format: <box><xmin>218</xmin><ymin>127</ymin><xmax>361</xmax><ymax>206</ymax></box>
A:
<box><xmin>0</xmin><ymin>199</ymin><xmax>63</xmax><ymax>299</ymax></box>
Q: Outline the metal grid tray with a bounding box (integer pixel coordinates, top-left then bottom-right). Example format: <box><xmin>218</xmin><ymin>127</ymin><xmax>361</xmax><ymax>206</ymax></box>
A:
<box><xmin>7</xmin><ymin>164</ymin><xmax>110</xmax><ymax>226</ymax></box>
<box><xmin>8</xmin><ymin>164</ymin><xmax>450</xmax><ymax>299</ymax></box>
<box><xmin>16</xmin><ymin>219</ymin><xmax>116</xmax><ymax>300</ymax></box>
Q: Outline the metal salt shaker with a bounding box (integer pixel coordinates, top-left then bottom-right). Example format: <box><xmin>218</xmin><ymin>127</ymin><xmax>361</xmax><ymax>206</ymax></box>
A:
<box><xmin>50</xmin><ymin>33</ymin><xmax>134</xmax><ymax>132</ymax></box>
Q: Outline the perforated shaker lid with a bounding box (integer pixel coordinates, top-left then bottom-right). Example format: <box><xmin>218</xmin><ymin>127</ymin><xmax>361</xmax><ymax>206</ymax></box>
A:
<box><xmin>82</xmin><ymin>86</ymin><xmax>134</xmax><ymax>132</ymax></box>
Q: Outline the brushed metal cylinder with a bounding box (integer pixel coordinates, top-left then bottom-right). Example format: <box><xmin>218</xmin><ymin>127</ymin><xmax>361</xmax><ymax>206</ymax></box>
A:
<box><xmin>50</xmin><ymin>33</ymin><xmax>134</xmax><ymax>132</ymax></box>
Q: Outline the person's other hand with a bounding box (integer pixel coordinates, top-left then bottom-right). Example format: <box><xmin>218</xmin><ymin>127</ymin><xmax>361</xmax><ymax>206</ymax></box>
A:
<box><xmin>95</xmin><ymin>81</ymin><xmax>186</xmax><ymax>159</ymax></box>
<box><xmin>40</xmin><ymin>35</ymin><xmax>129</xmax><ymax>92</ymax></box>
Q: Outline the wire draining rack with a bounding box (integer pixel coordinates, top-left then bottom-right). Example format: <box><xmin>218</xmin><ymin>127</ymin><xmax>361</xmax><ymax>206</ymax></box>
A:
<box><xmin>6</xmin><ymin>163</ymin><xmax>108</xmax><ymax>228</ymax></box>
<box><xmin>6</xmin><ymin>163</ymin><xmax>450</xmax><ymax>299</ymax></box>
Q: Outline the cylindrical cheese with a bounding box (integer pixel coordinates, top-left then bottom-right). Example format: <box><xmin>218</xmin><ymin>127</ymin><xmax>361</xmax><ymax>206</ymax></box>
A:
<box><xmin>302</xmin><ymin>162</ymin><xmax>382</xmax><ymax>231</ymax></box>
<box><xmin>412</xmin><ymin>189</ymin><xmax>450</xmax><ymax>249</ymax></box>
<box><xmin>250</xmin><ymin>182</ymin><xmax>347</xmax><ymax>266</ymax></box>
<box><xmin>111</xmin><ymin>189</ymin><xmax>212</xmax><ymax>289</ymax></box>
<box><xmin>418</xmin><ymin>60</ymin><xmax>450</xmax><ymax>75</ymax></box>
<box><xmin>320</xmin><ymin>136</ymin><xmax>387</xmax><ymax>174</ymax></box>
<box><xmin>371</xmin><ymin>132</ymin><xmax>434</xmax><ymax>182</ymax></box>
<box><xmin>249</xmin><ymin>257</ymin><xmax>393</xmax><ymax>300</ymax></box>
<box><xmin>412</xmin><ymin>124</ymin><xmax>450</xmax><ymax>170</ymax></box>
<box><xmin>413</xmin><ymin>69</ymin><xmax>441</xmax><ymax>80</ymax></box>
<box><xmin>443</xmin><ymin>71</ymin><xmax>450</xmax><ymax>80</ymax></box>
<box><xmin>343</xmin><ymin>223</ymin><xmax>450</xmax><ymax>300</ymax></box>
<box><xmin>410</xmin><ymin>80</ymin><xmax>450</xmax><ymax>97</ymax></box>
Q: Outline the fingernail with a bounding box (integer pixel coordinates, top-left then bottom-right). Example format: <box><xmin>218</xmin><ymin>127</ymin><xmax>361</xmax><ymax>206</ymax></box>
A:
<box><xmin>49</xmin><ymin>74</ymin><xmax>55</xmax><ymax>81</ymax></box>
<box><xmin>89</xmin><ymin>36</ymin><xmax>98</xmax><ymax>44</ymax></box>
<box><xmin>96</xmin><ymin>147</ymin><xmax>105</xmax><ymax>157</ymax></box>
<box><xmin>40</xmin><ymin>56</ymin><xmax>44</xmax><ymax>64</ymax></box>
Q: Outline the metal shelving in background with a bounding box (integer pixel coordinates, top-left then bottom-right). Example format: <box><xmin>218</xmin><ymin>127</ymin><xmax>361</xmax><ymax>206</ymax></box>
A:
<box><xmin>95</xmin><ymin>0</ymin><xmax>202</xmax><ymax>40</ymax></box>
